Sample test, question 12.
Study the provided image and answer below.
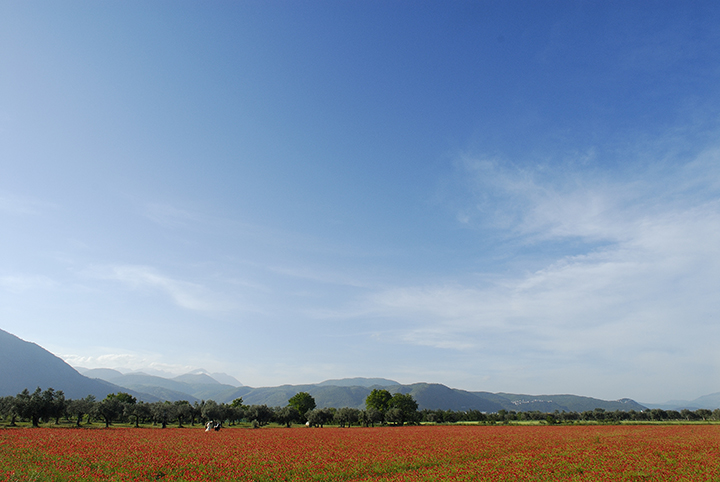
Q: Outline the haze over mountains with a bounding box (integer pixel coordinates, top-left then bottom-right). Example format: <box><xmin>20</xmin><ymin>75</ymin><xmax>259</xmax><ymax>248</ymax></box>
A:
<box><xmin>0</xmin><ymin>328</ymin><xmax>151</xmax><ymax>401</ymax></box>
<box><xmin>2</xmin><ymin>328</ymin><xmax>717</xmax><ymax>411</ymax></box>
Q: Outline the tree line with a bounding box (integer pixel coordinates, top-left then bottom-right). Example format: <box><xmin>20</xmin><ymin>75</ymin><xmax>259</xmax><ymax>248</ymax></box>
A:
<box><xmin>0</xmin><ymin>387</ymin><xmax>420</xmax><ymax>429</ymax></box>
<box><xmin>2</xmin><ymin>387</ymin><xmax>718</xmax><ymax>428</ymax></box>
<box><xmin>420</xmin><ymin>407</ymin><xmax>720</xmax><ymax>424</ymax></box>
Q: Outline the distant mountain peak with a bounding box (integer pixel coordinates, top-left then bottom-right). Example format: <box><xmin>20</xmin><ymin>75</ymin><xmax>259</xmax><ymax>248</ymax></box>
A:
<box><xmin>184</xmin><ymin>370</ymin><xmax>243</xmax><ymax>387</ymax></box>
<box><xmin>0</xmin><ymin>328</ymin><xmax>155</xmax><ymax>401</ymax></box>
<box><xmin>173</xmin><ymin>373</ymin><xmax>220</xmax><ymax>385</ymax></box>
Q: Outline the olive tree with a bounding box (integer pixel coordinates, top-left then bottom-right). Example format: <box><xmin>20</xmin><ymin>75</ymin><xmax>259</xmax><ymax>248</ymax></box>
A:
<box><xmin>67</xmin><ymin>395</ymin><xmax>96</xmax><ymax>426</ymax></box>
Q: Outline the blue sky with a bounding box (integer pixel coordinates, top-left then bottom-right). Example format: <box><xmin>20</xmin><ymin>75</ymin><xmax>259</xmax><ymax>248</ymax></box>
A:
<box><xmin>2</xmin><ymin>1</ymin><xmax>720</xmax><ymax>403</ymax></box>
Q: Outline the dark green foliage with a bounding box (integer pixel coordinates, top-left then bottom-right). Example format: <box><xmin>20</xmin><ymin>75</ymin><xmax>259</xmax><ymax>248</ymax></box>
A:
<box><xmin>127</xmin><ymin>401</ymin><xmax>151</xmax><ymax>428</ymax></box>
<box><xmin>274</xmin><ymin>405</ymin><xmax>301</xmax><ymax>427</ymax></box>
<box><xmin>150</xmin><ymin>401</ymin><xmax>173</xmax><ymax>428</ymax></box>
<box><xmin>12</xmin><ymin>387</ymin><xmax>66</xmax><ymax>427</ymax></box>
<box><xmin>288</xmin><ymin>392</ymin><xmax>316</xmax><ymax>416</ymax></box>
<box><xmin>365</xmin><ymin>389</ymin><xmax>393</xmax><ymax>413</ymax></box>
<box><xmin>388</xmin><ymin>393</ymin><xmax>419</xmax><ymax>425</ymax></box>
<box><xmin>305</xmin><ymin>407</ymin><xmax>334</xmax><ymax>427</ymax></box>
<box><xmin>66</xmin><ymin>395</ymin><xmax>96</xmax><ymax>426</ymax></box>
<box><xmin>245</xmin><ymin>404</ymin><xmax>273</xmax><ymax>426</ymax></box>
<box><xmin>359</xmin><ymin>408</ymin><xmax>383</xmax><ymax>427</ymax></box>
<box><xmin>200</xmin><ymin>400</ymin><xmax>225</xmax><ymax>424</ymax></box>
<box><xmin>333</xmin><ymin>407</ymin><xmax>360</xmax><ymax>427</ymax></box>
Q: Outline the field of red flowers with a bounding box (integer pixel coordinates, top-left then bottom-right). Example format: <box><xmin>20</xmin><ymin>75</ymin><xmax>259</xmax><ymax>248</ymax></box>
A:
<box><xmin>2</xmin><ymin>424</ymin><xmax>720</xmax><ymax>481</ymax></box>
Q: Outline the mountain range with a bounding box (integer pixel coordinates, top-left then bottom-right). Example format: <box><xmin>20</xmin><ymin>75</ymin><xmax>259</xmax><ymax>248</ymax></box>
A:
<box><xmin>640</xmin><ymin>393</ymin><xmax>720</xmax><ymax>411</ymax></box>
<box><xmin>0</xmin><ymin>328</ymin><xmax>152</xmax><ymax>401</ymax></box>
<box><xmin>3</xmin><ymin>327</ymin><xmax>716</xmax><ymax>411</ymax></box>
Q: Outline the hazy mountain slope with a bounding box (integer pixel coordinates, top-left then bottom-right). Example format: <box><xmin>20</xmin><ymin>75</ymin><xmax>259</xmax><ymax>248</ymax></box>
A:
<box><xmin>1</xmin><ymin>328</ymin><xmax>656</xmax><ymax>411</ymax></box>
<box><xmin>394</xmin><ymin>383</ymin><xmax>505</xmax><ymax>412</ymax></box>
<box><xmin>206</xmin><ymin>372</ymin><xmax>243</xmax><ymax>387</ymax></box>
<box><xmin>77</xmin><ymin>368</ymin><xmax>124</xmax><ymax>380</ymax></box>
<box><xmin>0</xmin><ymin>328</ymin><xmax>154</xmax><ymax>401</ymax></box>
<box><xmin>173</xmin><ymin>373</ymin><xmax>220</xmax><ymax>385</ymax></box>
<box><xmin>238</xmin><ymin>384</ymin><xmax>373</xmax><ymax>408</ymax></box>
<box><xmin>643</xmin><ymin>392</ymin><xmax>720</xmax><ymax>410</ymax></box>
<box><xmin>239</xmin><ymin>383</ymin><xmax>506</xmax><ymax>411</ymax></box>
<box><xmin>317</xmin><ymin>378</ymin><xmax>399</xmax><ymax>387</ymax></box>
<box><xmin>185</xmin><ymin>369</ymin><xmax>243</xmax><ymax>387</ymax></box>
<box><xmin>125</xmin><ymin>385</ymin><xmax>199</xmax><ymax>403</ymax></box>
<box><xmin>241</xmin><ymin>385</ymin><xmax>319</xmax><ymax>407</ymax></box>
<box><xmin>105</xmin><ymin>373</ymin><xmax>197</xmax><ymax>393</ymax></box>
<box><xmin>192</xmin><ymin>386</ymin><xmax>250</xmax><ymax>403</ymax></box>
<box><xmin>491</xmin><ymin>393</ymin><xmax>647</xmax><ymax>412</ymax></box>
<box><xmin>688</xmin><ymin>392</ymin><xmax>720</xmax><ymax>410</ymax></box>
<box><xmin>310</xmin><ymin>386</ymin><xmax>375</xmax><ymax>408</ymax></box>
<box><xmin>81</xmin><ymin>370</ymin><xmax>651</xmax><ymax>412</ymax></box>
<box><xmin>100</xmin><ymin>372</ymin><xmax>247</xmax><ymax>403</ymax></box>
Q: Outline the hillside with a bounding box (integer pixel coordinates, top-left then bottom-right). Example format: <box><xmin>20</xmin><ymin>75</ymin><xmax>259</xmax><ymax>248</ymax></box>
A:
<box><xmin>487</xmin><ymin>393</ymin><xmax>647</xmax><ymax>413</ymax></box>
<box><xmin>317</xmin><ymin>378</ymin><xmax>399</xmax><ymax>388</ymax></box>
<box><xmin>233</xmin><ymin>383</ymin><xmax>643</xmax><ymax>413</ymax></box>
<box><xmin>0</xmin><ymin>328</ymin><xmax>154</xmax><ymax>401</ymax></box>
<box><xmin>1</xmin><ymin>328</ymin><xmax>654</xmax><ymax>412</ymax></box>
<box><xmin>78</xmin><ymin>370</ymin><xmax>249</xmax><ymax>403</ymax></box>
<box><xmin>642</xmin><ymin>392</ymin><xmax>720</xmax><ymax>411</ymax></box>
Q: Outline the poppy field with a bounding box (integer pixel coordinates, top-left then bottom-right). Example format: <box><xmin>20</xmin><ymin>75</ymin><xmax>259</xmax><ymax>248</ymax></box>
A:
<box><xmin>2</xmin><ymin>424</ymin><xmax>720</xmax><ymax>481</ymax></box>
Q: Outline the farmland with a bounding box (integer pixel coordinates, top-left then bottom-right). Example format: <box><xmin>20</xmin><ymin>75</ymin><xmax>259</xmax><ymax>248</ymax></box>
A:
<box><xmin>2</xmin><ymin>425</ymin><xmax>720</xmax><ymax>481</ymax></box>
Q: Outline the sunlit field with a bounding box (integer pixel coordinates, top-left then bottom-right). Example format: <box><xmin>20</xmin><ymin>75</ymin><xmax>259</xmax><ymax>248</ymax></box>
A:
<box><xmin>2</xmin><ymin>425</ymin><xmax>720</xmax><ymax>481</ymax></box>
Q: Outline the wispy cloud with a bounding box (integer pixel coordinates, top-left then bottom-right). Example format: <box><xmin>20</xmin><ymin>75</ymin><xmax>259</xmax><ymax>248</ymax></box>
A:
<box><xmin>87</xmin><ymin>265</ymin><xmax>235</xmax><ymax>312</ymax></box>
<box><xmin>458</xmin><ymin>157</ymin><xmax>640</xmax><ymax>242</ymax></box>
<box><xmin>366</xmin><ymin>148</ymin><xmax>720</xmax><ymax>366</ymax></box>
<box><xmin>267</xmin><ymin>264</ymin><xmax>376</xmax><ymax>289</ymax></box>
<box><xmin>0</xmin><ymin>274</ymin><xmax>57</xmax><ymax>293</ymax></box>
<box><xmin>0</xmin><ymin>192</ymin><xmax>56</xmax><ymax>216</ymax></box>
<box><xmin>60</xmin><ymin>352</ymin><xmax>199</xmax><ymax>376</ymax></box>
<box><xmin>143</xmin><ymin>203</ymin><xmax>203</xmax><ymax>228</ymax></box>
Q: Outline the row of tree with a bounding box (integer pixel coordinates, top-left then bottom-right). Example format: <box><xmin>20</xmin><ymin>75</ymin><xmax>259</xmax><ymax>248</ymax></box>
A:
<box><xmin>284</xmin><ymin>389</ymin><xmax>420</xmax><ymax>427</ymax></box>
<box><xmin>420</xmin><ymin>407</ymin><xmax>720</xmax><ymax>423</ymax></box>
<box><xmin>0</xmin><ymin>388</ymin><xmax>240</xmax><ymax>428</ymax></box>
<box><xmin>0</xmin><ymin>387</ymin><xmax>421</xmax><ymax>429</ymax></box>
<box><xmin>3</xmin><ymin>387</ymin><xmax>719</xmax><ymax>428</ymax></box>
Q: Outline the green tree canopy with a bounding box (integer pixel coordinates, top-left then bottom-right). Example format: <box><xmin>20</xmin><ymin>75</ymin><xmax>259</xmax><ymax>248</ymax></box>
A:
<box><xmin>288</xmin><ymin>392</ymin><xmax>316</xmax><ymax>416</ymax></box>
<box><xmin>150</xmin><ymin>401</ymin><xmax>173</xmax><ymax>429</ymax></box>
<box><xmin>305</xmin><ymin>407</ymin><xmax>334</xmax><ymax>428</ymax></box>
<box><xmin>15</xmin><ymin>388</ymin><xmax>46</xmax><ymax>427</ymax></box>
<box><xmin>274</xmin><ymin>405</ymin><xmax>301</xmax><ymax>428</ymax></box>
<box><xmin>387</xmin><ymin>393</ymin><xmax>419</xmax><ymax>426</ymax></box>
<box><xmin>111</xmin><ymin>392</ymin><xmax>137</xmax><ymax>405</ymax></box>
<box><xmin>365</xmin><ymin>389</ymin><xmax>393</xmax><ymax>413</ymax></box>
<box><xmin>67</xmin><ymin>395</ymin><xmax>96</xmax><ymax>427</ymax></box>
<box><xmin>95</xmin><ymin>394</ymin><xmax>124</xmax><ymax>428</ymax></box>
<box><xmin>246</xmin><ymin>404</ymin><xmax>273</xmax><ymax>426</ymax></box>
<box><xmin>201</xmin><ymin>400</ymin><xmax>225</xmax><ymax>423</ymax></box>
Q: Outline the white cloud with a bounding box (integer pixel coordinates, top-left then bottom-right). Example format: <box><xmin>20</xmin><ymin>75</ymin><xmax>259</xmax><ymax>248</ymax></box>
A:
<box><xmin>459</xmin><ymin>157</ymin><xmax>644</xmax><ymax>243</ymax></box>
<box><xmin>87</xmin><ymin>265</ymin><xmax>235</xmax><ymax>312</ymax></box>
<box><xmin>61</xmin><ymin>352</ymin><xmax>199</xmax><ymax>377</ymax></box>
<box><xmin>361</xmin><ymin>149</ymin><xmax>720</xmax><ymax>396</ymax></box>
